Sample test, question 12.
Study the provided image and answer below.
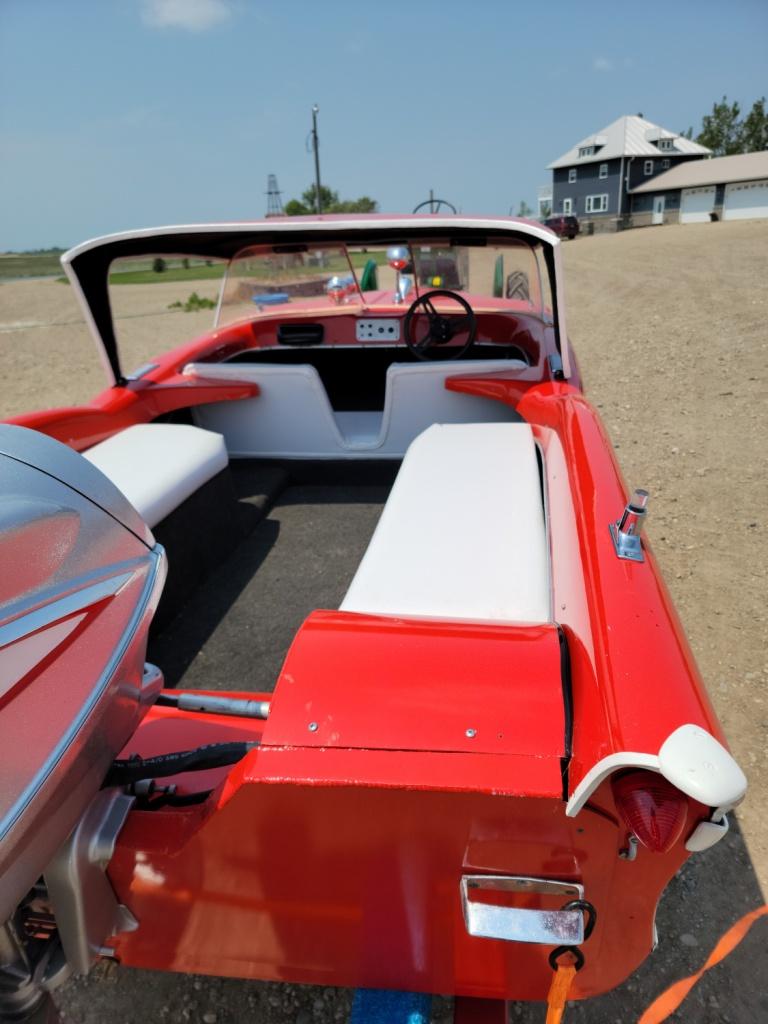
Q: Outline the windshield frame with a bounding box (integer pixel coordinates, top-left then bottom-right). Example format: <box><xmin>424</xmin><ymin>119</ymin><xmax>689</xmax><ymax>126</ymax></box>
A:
<box><xmin>60</xmin><ymin>216</ymin><xmax>571</xmax><ymax>385</ymax></box>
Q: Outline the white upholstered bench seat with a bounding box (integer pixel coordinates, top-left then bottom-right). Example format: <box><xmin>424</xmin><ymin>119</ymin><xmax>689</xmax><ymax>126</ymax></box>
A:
<box><xmin>340</xmin><ymin>422</ymin><xmax>551</xmax><ymax>624</ymax></box>
<box><xmin>83</xmin><ymin>423</ymin><xmax>228</xmax><ymax>528</ymax></box>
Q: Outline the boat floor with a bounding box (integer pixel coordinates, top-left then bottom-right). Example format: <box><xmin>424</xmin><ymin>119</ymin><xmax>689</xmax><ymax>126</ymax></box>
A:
<box><xmin>148</xmin><ymin>466</ymin><xmax>391</xmax><ymax>692</ymax></box>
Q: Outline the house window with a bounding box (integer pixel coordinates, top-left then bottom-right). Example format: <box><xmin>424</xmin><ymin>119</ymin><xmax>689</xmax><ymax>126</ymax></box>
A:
<box><xmin>644</xmin><ymin>160</ymin><xmax>654</xmax><ymax>175</ymax></box>
<box><xmin>578</xmin><ymin>146</ymin><xmax>594</xmax><ymax>158</ymax></box>
<box><xmin>661</xmin><ymin>158</ymin><xmax>670</xmax><ymax>169</ymax></box>
<box><xmin>599</xmin><ymin>163</ymin><xmax>608</xmax><ymax>179</ymax></box>
<box><xmin>563</xmin><ymin>198</ymin><xmax>573</xmax><ymax>214</ymax></box>
<box><xmin>585</xmin><ymin>194</ymin><xmax>609</xmax><ymax>214</ymax></box>
<box><xmin>658</xmin><ymin>138</ymin><xmax>674</xmax><ymax>151</ymax></box>
<box><xmin>568</xmin><ymin>168</ymin><xmax>577</xmax><ymax>183</ymax></box>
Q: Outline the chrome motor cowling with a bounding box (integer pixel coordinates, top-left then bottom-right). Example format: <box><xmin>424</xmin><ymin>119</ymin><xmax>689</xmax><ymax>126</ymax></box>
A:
<box><xmin>0</xmin><ymin>425</ymin><xmax>165</xmax><ymax>925</ymax></box>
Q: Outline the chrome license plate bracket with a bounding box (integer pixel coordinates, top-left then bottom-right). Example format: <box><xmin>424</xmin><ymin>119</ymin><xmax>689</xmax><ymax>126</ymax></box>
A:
<box><xmin>460</xmin><ymin>875</ymin><xmax>585</xmax><ymax>945</ymax></box>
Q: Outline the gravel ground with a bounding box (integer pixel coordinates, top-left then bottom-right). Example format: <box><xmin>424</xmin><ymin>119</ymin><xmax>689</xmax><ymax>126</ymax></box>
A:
<box><xmin>1</xmin><ymin>218</ymin><xmax>766</xmax><ymax>1022</ymax></box>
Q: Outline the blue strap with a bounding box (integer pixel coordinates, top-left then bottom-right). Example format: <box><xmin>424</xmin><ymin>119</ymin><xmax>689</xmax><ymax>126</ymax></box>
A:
<box><xmin>350</xmin><ymin>988</ymin><xmax>432</xmax><ymax>1024</ymax></box>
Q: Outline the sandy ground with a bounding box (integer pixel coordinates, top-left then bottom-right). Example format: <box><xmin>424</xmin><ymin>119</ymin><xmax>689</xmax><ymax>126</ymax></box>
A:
<box><xmin>0</xmin><ymin>219</ymin><xmax>766</xmax><ymax>1022</ymax></box>
<box><xmin>561</xmin><ymin>220</ymin><xmax>768</xmax><ymax>888</ymax></box>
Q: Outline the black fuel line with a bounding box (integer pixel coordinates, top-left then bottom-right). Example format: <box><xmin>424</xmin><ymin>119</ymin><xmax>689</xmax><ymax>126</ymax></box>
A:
<box><xmin>103</xmin><ymin>741</ymin><xmax>259</xmax><ymax>788</ymax></box>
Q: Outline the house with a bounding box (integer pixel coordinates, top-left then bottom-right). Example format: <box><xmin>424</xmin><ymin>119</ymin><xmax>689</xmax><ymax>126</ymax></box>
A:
<box><xmin>630</xmin><ymin>151</ymin><xmax>768</xmax><ymax>225</ymax></box>
<box><xmin>547</xmin><ymin>115</ymin><xmax>711</xmax><ymax>229</ymax></box>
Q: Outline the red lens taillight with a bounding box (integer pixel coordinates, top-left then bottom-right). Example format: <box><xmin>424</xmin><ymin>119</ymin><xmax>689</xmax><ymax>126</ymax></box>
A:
<box><xmin>611</xmin><ymin>771</ymin><xmax>688</xmax><ymax>853</ymax></box>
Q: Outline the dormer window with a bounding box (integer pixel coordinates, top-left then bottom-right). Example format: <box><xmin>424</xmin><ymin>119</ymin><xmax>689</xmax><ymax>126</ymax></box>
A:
<box><xmin>658</xmin><ymin>138</ymin><xmax>675</xmax><ymax>152</ymax></box>
<box><xmin>568</xmin><ymin>168</ymin><xmax>577</xmax><ymax>183</ymax></box>
<box><xmin>578</xmin><ymin>146</ymin><xmax>595</xmax><ymax>158</ymax></box>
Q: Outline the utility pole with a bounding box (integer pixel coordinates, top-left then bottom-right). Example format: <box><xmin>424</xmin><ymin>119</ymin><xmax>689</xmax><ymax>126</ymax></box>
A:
<box><xmin>311</xmin><ymin>104</ymin><xmax>322</xmax><ymax>214</ymax></box>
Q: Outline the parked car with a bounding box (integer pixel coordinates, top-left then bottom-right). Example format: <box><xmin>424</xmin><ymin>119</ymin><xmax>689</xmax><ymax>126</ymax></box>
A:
<box><xmin>544</xmin><ymin>213</ymin><xmax>581</xmax><ymax>239</ymax></box>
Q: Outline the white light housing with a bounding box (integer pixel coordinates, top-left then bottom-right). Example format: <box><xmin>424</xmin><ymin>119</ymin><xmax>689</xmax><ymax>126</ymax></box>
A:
<box><xmin>658</xmin><ymin>724</ymin><xmax>747</xmax><ymax>814</ymax></box>
<box><xmin>566</xmin><ymin>723</ymin><xmax>747</xmax><ymax>823</ymax></box>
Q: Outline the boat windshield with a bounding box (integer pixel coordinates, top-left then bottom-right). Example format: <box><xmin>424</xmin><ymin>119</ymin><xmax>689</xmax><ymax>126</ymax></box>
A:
<box><xmin>216</xmin><ymin>238</ymin><xmax>551</xmax><ymax>327</ymax></box>
<box><xmin>218</xmin><ymin>244</ymin><xmax>366</xmax><ymax>326</ymax></box>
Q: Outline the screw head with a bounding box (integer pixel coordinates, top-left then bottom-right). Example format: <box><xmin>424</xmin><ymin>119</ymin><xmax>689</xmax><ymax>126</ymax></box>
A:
<box><xmin>308</xmin><ymin>722</ymin><xmax>318</xmax><ymax>732</ymax></box>
<box><xmin>465</xmin><ymin>728</ymin><xmax>477</xmax><ymax>738</ymax></box>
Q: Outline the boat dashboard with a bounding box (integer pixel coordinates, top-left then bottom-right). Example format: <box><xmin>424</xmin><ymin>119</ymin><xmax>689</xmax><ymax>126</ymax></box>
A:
<box><xmin>208</xmin><ymin>307</ymin><xmax>543</xmax><ymax>413</ymax></box>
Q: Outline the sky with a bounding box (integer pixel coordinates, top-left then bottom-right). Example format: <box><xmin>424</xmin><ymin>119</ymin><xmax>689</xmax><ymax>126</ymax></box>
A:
<box><xmin>1</xmin><ymin>0</ymin><xmax>766</xmax><ymax>251</ymax></box>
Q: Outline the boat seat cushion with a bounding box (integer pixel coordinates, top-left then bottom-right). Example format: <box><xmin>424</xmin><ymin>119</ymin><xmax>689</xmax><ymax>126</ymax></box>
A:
<box><xmin>83</xmin><ymin>423</ymin><xmax>228</xmax><ymax>528</ymax></box>
<box><xmin>340</xmin><ymin>422</ymin><xmax>550</xmax><ymax>624</ymax></box>
<box><xmin>185</xmin><ymin>359</ymin><xmax>524</xmax><ymax>458</ymax></box>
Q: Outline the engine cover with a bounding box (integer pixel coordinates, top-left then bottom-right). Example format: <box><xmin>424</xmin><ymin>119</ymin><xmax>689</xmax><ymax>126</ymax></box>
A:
<box><xmin>0</xmin><ymin>426</ymin><xmax>165</xmax><ymax>921</ymax></box>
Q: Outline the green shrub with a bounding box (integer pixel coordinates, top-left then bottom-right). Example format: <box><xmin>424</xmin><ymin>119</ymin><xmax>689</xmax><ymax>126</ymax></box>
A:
<box><xmin>168</xmin><ymin>291</ymin><xmax>217</xmax><ymax>312</ymax></box>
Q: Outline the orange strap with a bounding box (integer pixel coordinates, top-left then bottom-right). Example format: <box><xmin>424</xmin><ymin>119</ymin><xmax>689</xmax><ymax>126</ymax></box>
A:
<box><xmin>545</xmin><ymin>963</ymin><xmax>577</xmax><ymax>1024</ymax></box>
<box><xmin>638</xmin><ymin>904</ymin><xmax>768</xmax><ymax>1024</ymax></box>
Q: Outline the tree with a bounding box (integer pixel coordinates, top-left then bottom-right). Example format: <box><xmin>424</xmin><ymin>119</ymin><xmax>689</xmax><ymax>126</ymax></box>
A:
<box><xmin>284</xmin><ymin>184</ymin><xmax>378</xmax><ymax>215</ymax></box>
<box><xmin>336</xmin><ymin>195</ymin><xmax>377</xmax><ymax>213</ymax></box>
<box><xmin>284</xmin><ymin>184</ymin><xmax>340</xmax><ymax>215</ymax></box>
<box><xmin>284</xmin><ymin>198</ymin><xmax>310</xmax><ymax>215</ymax></box>
<box><xmin>694</xmin><ymin>95</ymin><xmax>768</xmax><ymax>155</ymax></box>
<box><xmin>696</xmin><ymin>96</ymin><xmax>742</xmax><ymax>155</ymax></box>
<box><xmin>152</xmin><ymin>257</ymin><xmax>166</xmax><ymax>273</ymax></box>
<box><xmin>539</xmin><ymin>202</ymin><xmax>552</xmax><ymax>219</ymax></box>
<box><xmin>517</xmin><ymin>200</ymin><xmax>533</xmax><ymax>218</ymax></box>
<box><xmin>740</xmin><ymin>97</ymin><xmax>768</xmax><ymax>152</ymax></box>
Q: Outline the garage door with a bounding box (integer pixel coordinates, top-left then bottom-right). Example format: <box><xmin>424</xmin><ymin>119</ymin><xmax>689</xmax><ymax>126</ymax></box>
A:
<box><xmin>680</xmin><ymin>186</ymin><xmax>716</xmax><ymax>224</ymax></box>
<box><xmin>724</xmin><ymin>180</ymin><xmax>768</xmax><ymax>221</ymax></box>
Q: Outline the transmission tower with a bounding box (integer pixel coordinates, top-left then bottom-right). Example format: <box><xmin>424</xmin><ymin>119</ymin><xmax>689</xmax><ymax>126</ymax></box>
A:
<box><xmin>265</xmin><ymin>174</ymin><xmax>284</xmax><ymax>217</ymax></box>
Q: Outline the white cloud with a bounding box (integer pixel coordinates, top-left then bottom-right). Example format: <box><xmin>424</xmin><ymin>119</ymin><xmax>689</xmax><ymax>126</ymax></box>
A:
<box><xmin>141</xmin><ymin>0</ymin><xmax>232</xmax><ymax>32</ymax></box>
<box><xmin>592</xmin><ymin>56</ymin><xmax>635</xmax><ymax>72</ymax></box>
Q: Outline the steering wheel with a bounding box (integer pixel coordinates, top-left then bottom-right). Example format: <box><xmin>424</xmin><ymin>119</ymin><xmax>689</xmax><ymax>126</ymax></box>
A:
<box><xmin>403</xmin><ymin>290</ymin><xmax>477</xmax><ymax>361</ymax></box>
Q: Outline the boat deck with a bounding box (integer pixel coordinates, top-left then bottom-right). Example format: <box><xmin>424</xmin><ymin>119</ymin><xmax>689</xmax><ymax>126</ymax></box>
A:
<box><xmin>148</xmin><ymin>464</ymin><xmax>392</xmax><ymax>692</ymax></box>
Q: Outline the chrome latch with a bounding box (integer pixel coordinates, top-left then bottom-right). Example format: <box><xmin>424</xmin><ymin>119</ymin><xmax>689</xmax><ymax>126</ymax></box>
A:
<box><xmin>609</xmin><ymin>488</ymin><xmax>649</xmax><ymax>562</ymax></box>
<box><xmin>460</xmin><ymin>875</ymin><xmax>585</xmax><ymax>945</ymax></box>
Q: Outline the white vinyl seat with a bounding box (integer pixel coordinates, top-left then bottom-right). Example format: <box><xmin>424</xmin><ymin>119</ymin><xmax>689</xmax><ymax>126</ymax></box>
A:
<box><xmin>83</xmin><ymin>423</ymin><xmax>228</xmax><ymax>528</ymax></box>
<box><xmin>341</xmin><ymin>422</ymin><xmax>550</xmax><ymax>623</ymax></box>
<box><xmin>185</xmin><ymin>359</ymin><xmax>524</xmax><ymax>458</ymax></box>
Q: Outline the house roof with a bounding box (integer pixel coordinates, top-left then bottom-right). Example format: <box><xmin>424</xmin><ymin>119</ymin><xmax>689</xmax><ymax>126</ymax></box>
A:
<box><xmin>547</xmin><ymin>115</ymin><xmax>711</xmax><ymax>169</ymax></box>
<box><xmin>631</xmin><ymin>150</ymin><xmax>768</xmax><ymax>193</ymax></box>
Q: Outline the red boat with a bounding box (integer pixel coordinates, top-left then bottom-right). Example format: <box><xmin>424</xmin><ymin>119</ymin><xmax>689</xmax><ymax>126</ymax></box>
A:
<box><xmin>0</xmin><ymin>215</ymin><xmax>746</xmax><ymax>1022</ymax></box>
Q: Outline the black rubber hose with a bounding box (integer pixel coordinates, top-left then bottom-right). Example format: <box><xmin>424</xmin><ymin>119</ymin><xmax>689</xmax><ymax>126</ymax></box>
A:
<box><xmin>135</xmin><ymin>790</ymin><xmax>214</xmax><ymax>811</ymax></box>
<box><xmin>103</xmin><ymin>741</ymin><xmax>258</xmax><ymax>788</ymax></box>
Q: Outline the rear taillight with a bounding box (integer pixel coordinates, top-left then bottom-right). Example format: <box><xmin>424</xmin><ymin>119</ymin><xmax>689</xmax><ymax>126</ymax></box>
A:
<box><xmin>611</xmin><ymin>771</ymin><xmax>688</xmax><ymax>853</ymax></box>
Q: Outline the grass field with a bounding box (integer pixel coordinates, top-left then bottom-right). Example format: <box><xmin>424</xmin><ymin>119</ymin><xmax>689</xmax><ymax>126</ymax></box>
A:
<box><xmin>1</xmin><ymin>248</ymin><xmax>391</xmax><ymax>285</ymax></box>
<box><xmin>0</xmin><ymin>251</ymin><xmax>65</xmax><ymax>279</ymax></box>
<box><xmin>108</xmin><ymin>263</ymin><xmax>226</xmax><ymax>284</ymax></box>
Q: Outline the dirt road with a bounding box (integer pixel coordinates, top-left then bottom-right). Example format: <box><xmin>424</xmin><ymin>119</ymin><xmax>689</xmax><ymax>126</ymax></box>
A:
<box><xmin>0</xmin><ymin>219</ymin><xmax>766</xmax><ymax>1022</ymax></box>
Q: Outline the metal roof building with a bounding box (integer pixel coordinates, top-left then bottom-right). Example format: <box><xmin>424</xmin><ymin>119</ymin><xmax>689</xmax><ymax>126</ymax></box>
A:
<box><xmin>546</xmin><ymin>115</ymin><xmax>711</xmax><ymax>229</ymax></box>
<box><xmin>547</xmin><ymin>115</ymin><xmax>710</xmax><ymax>169</ymax></box>
<box><xmin>630</xmin><ymin>151</ymin><xmax>768</xmax><ymax>225</ymax></box>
